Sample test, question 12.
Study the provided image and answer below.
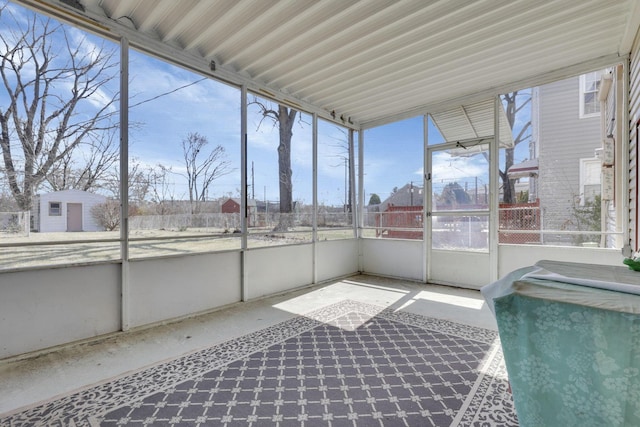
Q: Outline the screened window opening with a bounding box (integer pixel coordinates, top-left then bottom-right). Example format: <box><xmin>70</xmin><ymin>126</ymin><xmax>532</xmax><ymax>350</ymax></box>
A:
<box><xmin>0</xmin><ymin>3</ymin><xmax>121</xmax><ymax>270</ymax></box>
<box><xmin>499</xmin><ymin>68</ymin><xmax>623</xmax><ymax>248</ymax></box>
<box><xmin>317</xmin><ymin>120</ymin><xmax>355</xmax><ymax>240</ymax></box>
<box><xmin>246</xmin><ymin>95</ymin><xmax>312</xmax><ymax>247</ymax></box>
<box><xmin>127</xmin><ymin>50</ymin><xmax>242</xmax><ymax>258</ymax></box>
<box><xmin>362</xmin><ymin>117</ymin><xmax>424</xmax><ymax>240</ymax></box>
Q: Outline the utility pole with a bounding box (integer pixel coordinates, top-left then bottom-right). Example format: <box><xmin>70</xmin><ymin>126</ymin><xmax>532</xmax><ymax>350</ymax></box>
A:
<box><xmin>344</xmin><ymin>158</ymin><xmax>347</xmax><ymax>212</ymax></box>
<box><xmin>410</xmin><ymin>181</ymin><xmax>413</xmax><ymax>206</ymax></box>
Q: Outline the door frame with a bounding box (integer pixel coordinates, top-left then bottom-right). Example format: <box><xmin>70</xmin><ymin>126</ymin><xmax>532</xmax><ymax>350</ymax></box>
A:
<box><xmin>425</xmin><ymin>141</ymin><xmax>499</xmax><ymax>285</ymax></box>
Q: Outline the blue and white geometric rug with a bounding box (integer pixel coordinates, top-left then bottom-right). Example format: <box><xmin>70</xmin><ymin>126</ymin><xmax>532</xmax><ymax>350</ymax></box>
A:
<box><xmin>0</xmin><ymin>301</ymin><xmax>517</xmax><ymax>426</ymax></box>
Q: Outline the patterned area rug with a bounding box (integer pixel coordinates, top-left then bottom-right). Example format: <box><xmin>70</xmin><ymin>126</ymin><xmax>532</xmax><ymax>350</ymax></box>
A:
<box><xmin>0</xmin><ymin>301</ymin><xmax>517</xmax><ymax>427</ymax></box>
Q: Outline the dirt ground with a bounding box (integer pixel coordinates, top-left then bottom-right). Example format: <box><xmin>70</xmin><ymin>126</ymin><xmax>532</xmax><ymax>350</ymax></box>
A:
<box><xmin>0</xmin><ymin>227</ymin><xmax>355</xmax><ymax>271</ymax></box>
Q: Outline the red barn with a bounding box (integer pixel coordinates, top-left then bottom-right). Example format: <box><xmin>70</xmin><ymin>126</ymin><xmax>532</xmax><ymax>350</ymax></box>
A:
<box><xmin>221</xmin><ymin>198</ymin><xmax>257</xmax><ymax>227</ymax></box>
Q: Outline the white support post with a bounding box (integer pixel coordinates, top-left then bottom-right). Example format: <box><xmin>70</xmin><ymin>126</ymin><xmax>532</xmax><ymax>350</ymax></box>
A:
<box><xmin>349</xmin><ymin>129</ymin><xmax>356</xmax><ymax>238</ymax></box>
<box><xmin>357</xmin><ymin>129</ymin><xmax>364</xmax><ymax>272</ymax></box>
<box><xmin>490</xmin><ymin>97</ymin><xmax>500</xmax><ymax>282</ymax></box>
<box><xmin>422</xmin><ymin>115</ymin><xmax>429</xmax><ymax>283</ymax></box>
<box><xmin>119</xmin><ymin>37</ymin><xmax>130</xmax><ymax>331</ymax></box>
<box><xmin>241</xmin><ymin>85</ymin><xmax>248</xmax><ymax>301</ymax></box>
<box><xmin>312</xmin><ymin>113</ymin><xmax>318</xmax><ymax>284</ymax></box>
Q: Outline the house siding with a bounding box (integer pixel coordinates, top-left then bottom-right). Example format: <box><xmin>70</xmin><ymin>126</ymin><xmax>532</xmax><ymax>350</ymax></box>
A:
<box><xmin>630</xmin><ymin>32</ymin><xmax>640</xmax><ymax>251</ymax></box>
<box><xmin>537</xmin><ymin>76</ymin><xmax>601</xmax><ymax>243</ymax></box>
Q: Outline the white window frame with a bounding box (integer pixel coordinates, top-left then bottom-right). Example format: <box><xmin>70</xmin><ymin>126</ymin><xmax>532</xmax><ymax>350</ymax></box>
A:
<box><xmin>49</xmin><ymin>201</ymin><xmax>62</xmax><ymax>216</ymax></box>
<box><xmin>579</xmin><ymin>72</ymin><xmax>601</xmax><ymax>118</ymax></box>
<box><xmin>579</xmin><ymin>157</ymin><xmax>602</xmax><ymax>205</ymax></box>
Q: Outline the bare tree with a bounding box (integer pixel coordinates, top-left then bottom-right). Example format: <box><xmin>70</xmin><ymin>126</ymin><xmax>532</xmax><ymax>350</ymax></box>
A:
<box><xmin>90</xmin><ymin>197</ymin><xmax>142</xmax><ymax>231</ymax></box>
<box><xmin>500</xmin><ymin>90</ymin><xmax>532</xmax><ymax>203</ymax></box>
<box><xmin>251</xmin><ymin>98</ymin><xmax>298</xmax><ymax>231</ymax></box>
<box><xmin>45</xmin><ymin>130</ymin><xmax>119</xmax><ymax>193</ymax></box>
<box><xmin>90</xmin><ymin>199</ymin><xmax>121</xmax><ymax>231</ymax></box>
<box><xmin>327</xmin><ymin>126</ymin><xmax>352</xmax><ymax>214</ymax></box>
<box><xmin>0</xmin><ymin>4</ymin><xmax>119</xmax><ymax>210</ymax></box>
<box><xmin>147</xmin><ymin>164</ymin><xmax>178</xmax><ymax>215</ymax></box>
<box><xmin>180</xmin><ymin>132</ymin><xmax>233</xmax><ymax>214</ymax></box>
<box><xmin>100</xmin><ymin>158</ymin><xmax>145</xmax><ymax>201</ymax></box>
<box><xmin>100</xmin><ymin>159</ymin><xmax>175</xmax><ymax>208</ymax></box>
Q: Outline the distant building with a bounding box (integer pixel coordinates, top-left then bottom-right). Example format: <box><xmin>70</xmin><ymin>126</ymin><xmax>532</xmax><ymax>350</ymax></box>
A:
<box><xmin>534</xmin><ymin>73</ymin><xmax>602</xmax><ymax>232</ymax></box>
<box><xmin>34</xmin><ymin>189</ymin><xmax>107</xmax><ymax>232</ymax></box>
<box><xmin>375</xmin><ymin>183</ymin><xmax>424</xmax><ymax>239</ymax></box>
<box><xmin>379</xmin><ymin>183</ymin><xmax>424</xmax><ymax>212</ymax></box>
<box><xmin>221</xmin><ymin>198</ymin><xmax>257</xmax><ymax>227</ymax></box>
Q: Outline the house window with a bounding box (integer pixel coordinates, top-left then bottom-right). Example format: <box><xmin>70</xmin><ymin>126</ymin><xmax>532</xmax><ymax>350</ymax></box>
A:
<box><xmin>49</xmin><ymin>202</ymin><xmax>62</xmax><ymax>216</ymax></box>
<box><xmin>579</xmin><ymin>72</ymin><xmax>601</xmax><ymax>118</ymax></box>
<box><xmin>580</xmin><ymin>158</ymin><xmax>602</xmax><ymax>205</ymax></box>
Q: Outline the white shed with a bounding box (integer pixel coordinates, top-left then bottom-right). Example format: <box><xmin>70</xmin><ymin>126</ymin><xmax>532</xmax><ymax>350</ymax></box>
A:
<box><xmin>37</xmin><ymin>190</ymin><xmax>107</xmax><ymax>232</ymax></box>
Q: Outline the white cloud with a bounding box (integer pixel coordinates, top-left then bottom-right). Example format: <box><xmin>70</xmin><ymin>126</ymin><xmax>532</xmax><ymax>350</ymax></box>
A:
<box><xmin>431</xmin><ymin>152</ymin><xmax>487</xmax><ymax>182</ymax></box>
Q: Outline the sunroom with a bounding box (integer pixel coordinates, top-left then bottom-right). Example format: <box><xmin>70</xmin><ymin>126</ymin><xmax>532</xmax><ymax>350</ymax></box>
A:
<box><xmin>1</xmin><ymin>1</ymin><xmax>640</xmax><ymax>426</ymax></box>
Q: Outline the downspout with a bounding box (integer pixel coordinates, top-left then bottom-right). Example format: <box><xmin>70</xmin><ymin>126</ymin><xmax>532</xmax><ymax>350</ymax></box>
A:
<box><xmin>636</xmin><ymin>119</ymin><xmax>639</xmax><ymax>251</ymax></box>
<box><xmin>598</xmin><ymin>72</ymin><xmax>610</xmax><ymax>248</ymax></box>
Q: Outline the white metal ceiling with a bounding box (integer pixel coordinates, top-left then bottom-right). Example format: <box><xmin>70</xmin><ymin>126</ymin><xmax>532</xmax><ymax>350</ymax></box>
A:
<box><xmin>23</xmin><ymin>0</ymin><xmax>640</xmax><ymax>128</ymax></box>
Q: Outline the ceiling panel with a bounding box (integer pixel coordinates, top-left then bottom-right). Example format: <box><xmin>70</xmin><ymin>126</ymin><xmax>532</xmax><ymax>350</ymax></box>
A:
<box><xmin>23</xmin><ymin>0</ymin><xmax>638</xmax><ymax>128</ymax></box>
<box><xmin>430</xmin><ymin>99</ymin><xmax>513</xmax><ymax>147</ymax></box>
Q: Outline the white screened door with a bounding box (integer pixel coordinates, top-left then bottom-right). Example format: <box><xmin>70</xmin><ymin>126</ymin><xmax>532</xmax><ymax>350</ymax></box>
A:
<box><xmin>426</xmin><ymin>143</ymin><xmax>491</xmax><ymax>288</ymax></box>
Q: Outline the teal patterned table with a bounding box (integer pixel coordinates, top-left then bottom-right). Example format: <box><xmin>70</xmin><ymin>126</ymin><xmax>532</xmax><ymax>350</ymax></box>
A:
<box><xmin>483</xmin><ymin>261</ymin><xmax>640</xmax><ymax>427</ymax></box>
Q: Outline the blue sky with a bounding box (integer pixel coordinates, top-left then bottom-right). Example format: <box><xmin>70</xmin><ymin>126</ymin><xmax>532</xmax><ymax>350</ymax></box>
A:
<box><xmin>362</xmin><ymin>113</ymin><xmax>530</xmax><ymax>204</ymax></box>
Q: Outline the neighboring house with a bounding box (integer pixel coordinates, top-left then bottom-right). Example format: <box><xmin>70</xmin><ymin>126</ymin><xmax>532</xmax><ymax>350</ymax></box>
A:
<box><xmin>375</xmin><ymin>182</ymin><xmax>490</xmax><ymax>239</ymax></box>
<box><xmin>379</xmin><ymin>183</ymin><xmax>424</xmax><ymax>213</ymax></box>
<box><xmin>35</xmin><ymin>189</ymin><xmax>107</xmax><ymax>232</ymax></box>
<box><xmin>375</xmin><ymin>183</ymin><xmax>424</xmax><ymax>239</ymax></box>
<box><xmin>536</xmin><ymin>73</ymin><xmax>602</xmax><ymax>231</ymax></box>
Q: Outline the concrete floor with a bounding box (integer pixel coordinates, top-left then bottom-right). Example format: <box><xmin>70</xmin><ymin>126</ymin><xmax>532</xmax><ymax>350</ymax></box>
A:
<box><xmin>0</xmin><ymin>274</ymin><xmax>498</xmax><ymax>416</ymax></box>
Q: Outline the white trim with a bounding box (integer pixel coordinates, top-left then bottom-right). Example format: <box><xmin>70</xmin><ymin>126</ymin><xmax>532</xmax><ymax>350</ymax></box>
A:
<box><xmin>579</xmin><ymin>157</ymin><xmax>602</xmax><ymax>205</ymax></box>
<box><xmin>620</xmin><ymin>0</ymin><xmax>640</xmax><ymax>55</ymax></box>
<box><xmin>48</xmin><ymin>201</ymin><xmax>62</xmax><ymax>216</ymax></box>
